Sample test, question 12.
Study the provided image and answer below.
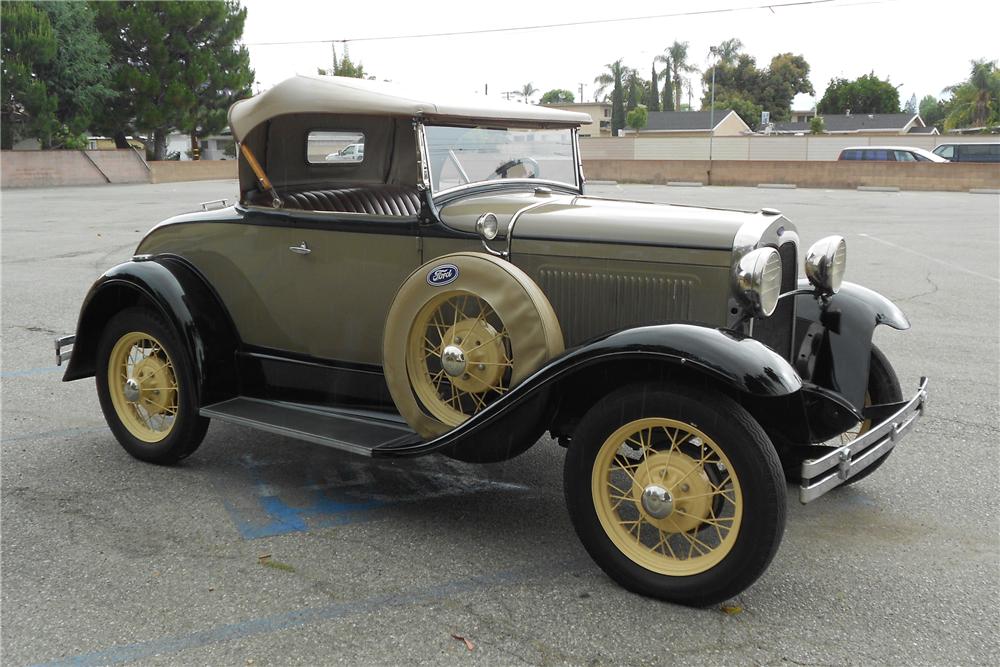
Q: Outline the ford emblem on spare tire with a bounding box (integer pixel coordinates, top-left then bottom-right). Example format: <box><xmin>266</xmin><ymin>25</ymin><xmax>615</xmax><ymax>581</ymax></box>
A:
<box><xmin>426</xmin><ymin>264</ymin><xmax>459</xmax><ymax>286</ymax></box>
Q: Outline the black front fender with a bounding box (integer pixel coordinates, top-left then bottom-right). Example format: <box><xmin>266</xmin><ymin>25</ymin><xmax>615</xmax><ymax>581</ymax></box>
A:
<box><xmin>63</xmin><ymin>256</ymin><xmax>240</xmax><ymax>406</ymax></box>
<box><xmin>375</xmin><ymin>323</ymin><xmax>802</xmax><ymax>457</ymax></box>
<box><xmin>793</xmin><ymin>280</ymin><xmax>909</xmax><ymax>410</ymax></box>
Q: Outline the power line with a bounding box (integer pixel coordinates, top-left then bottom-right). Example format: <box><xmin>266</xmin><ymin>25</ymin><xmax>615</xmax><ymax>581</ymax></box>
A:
<box><xmin>246</xmin><ymin>0</ymin><xmax>849</xmax><ymax>47</ymax></box>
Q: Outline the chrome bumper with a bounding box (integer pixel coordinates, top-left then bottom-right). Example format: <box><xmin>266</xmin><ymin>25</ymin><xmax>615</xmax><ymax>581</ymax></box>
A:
<box><xmin>800</xmin><ymin>377</ymin><xmax>929</xmax><ymax>503</ymax></box>
<box><xmin>55</xmin><ymin>335</ymin><xmax>75</xmax><ymax>366</ymax></box>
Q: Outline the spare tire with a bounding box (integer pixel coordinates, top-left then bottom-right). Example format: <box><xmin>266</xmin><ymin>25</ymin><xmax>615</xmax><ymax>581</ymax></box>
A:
<box><xmin>383</xmin><ymin>252</ymin><xmax>564</xmax><ymax>440</ymax></box>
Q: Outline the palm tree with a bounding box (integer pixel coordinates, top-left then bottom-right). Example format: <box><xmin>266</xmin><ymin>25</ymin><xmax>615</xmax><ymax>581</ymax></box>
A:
<box><xmin>519</xmin><ymin>82</ymin><xmax>538</xmax><ymax>104</ymax></box>
<box><xmin>656</xmin><ymin>41</ymin><xmax>699</xmax><ymax>111</ymax></box>
<box><xmin>943</xmin><ymin>59</ymin><xmax>1000</xmax><ymax>130</ymax></box>
<box><xmin>713</xmin><ymin>38</ymin><xmax>744</xmax><ymax>66</ymax></box>
<box><xmin>594</xmin><ymin>59</ymin><xmax>626</xmax><ymax>101</ymax></box>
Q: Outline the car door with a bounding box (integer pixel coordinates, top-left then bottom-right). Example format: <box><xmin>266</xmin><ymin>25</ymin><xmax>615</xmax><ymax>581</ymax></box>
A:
<box><xmin>235</xmin><ymin>210</ymin><xmax>422</xmax><ymax>365</ymax></box>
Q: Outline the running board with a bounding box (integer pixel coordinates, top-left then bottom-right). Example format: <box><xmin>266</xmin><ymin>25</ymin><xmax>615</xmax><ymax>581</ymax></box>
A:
<box><xmin>200</xmin><ymin>397</ymin><xmax>421</xmax><ymax>457</ymax></box>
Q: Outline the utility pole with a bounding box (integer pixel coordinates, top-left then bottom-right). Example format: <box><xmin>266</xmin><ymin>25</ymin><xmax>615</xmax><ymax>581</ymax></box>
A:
<box><xmin>708</xmin><ymin>47</ymin><xmax>718</xmax><ymax>185</ymax></box>
<box><xmin>578</xmin><ymin>83</ymin><xmax>585</xmax><ymax>102</ymax></box>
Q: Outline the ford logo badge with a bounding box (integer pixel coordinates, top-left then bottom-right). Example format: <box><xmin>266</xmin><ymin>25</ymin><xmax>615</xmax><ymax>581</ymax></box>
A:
<box><xmin>426</xmin><ymin>264</ymin><xmax>459</xmax><ymax>286</ymax></box>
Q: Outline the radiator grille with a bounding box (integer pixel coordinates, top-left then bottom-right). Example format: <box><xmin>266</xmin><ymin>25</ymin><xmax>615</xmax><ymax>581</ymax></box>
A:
<box><xmin>538</xmin><ymin>268</ymin><xmax>694</xmax><ymax>347</ymax></box>
<box><xmin>751</xmin><ymin>242</ymin><xmax>797</xmax><ymax>360</ymax></box>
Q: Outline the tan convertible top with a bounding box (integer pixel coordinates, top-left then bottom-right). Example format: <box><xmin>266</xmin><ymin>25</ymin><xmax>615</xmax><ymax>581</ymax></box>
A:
<box><xmin>228</xmin><ymin>75</ymin><xmax>591</xmax><ymax>141</ymax></box>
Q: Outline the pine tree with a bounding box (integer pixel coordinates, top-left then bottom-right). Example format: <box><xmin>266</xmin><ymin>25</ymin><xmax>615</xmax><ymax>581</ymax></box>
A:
<box><xmin>92</xmin><ymin>1</ymin><xmax>254</xmax><ymax>159</ymax></box>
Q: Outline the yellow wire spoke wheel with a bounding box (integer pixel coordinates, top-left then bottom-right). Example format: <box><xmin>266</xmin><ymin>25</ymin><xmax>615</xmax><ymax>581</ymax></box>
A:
<box><xmin>383</xmin><ymin>252</ymin><xmax>564</xmax><ymax>439</ymax></box>
<box><xmin>106</xmin><ymin>331</ymin><xmax>179</xmax><ymax>443</ymax></box>
<box><xmin>592</xmin><ymin>417</ymin><xmax>743</xmax><ymax>577</ymax></box>
<box><xmin>406</xmin><ymin>291</ymin><xmax>513</xmax><ymax>427</ymax></box>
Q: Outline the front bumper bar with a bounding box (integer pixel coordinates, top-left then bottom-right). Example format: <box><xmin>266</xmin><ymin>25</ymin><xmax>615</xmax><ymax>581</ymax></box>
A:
<box><xmin>55</xmin><ymin>334</ymin><xmax>75</xmax><ymax>366</ymax></box>
<box><xmin>800</xmin><ymin>377</ymin><xmax>928</xmax><ymax>503</ymax></box>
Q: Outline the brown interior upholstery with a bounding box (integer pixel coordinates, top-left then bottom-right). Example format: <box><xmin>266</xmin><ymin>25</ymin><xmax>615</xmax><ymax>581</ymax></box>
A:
<box><xmin>278</xmin><ymin>184</ymin><xmax>421</xmax><ymax>216</ymax></box>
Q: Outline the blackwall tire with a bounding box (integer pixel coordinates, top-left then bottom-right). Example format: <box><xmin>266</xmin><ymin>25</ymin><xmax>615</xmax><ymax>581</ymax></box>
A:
<box><xmin>564</xmin><ymin>383</ymin><xmax>786</xmax><ymax>606</ymax></box>
<box><xmin>383</xmin><ymin>252</ymin><xmax>564</xmax><ymax>440</ymax></box>
<box><xmin>840</xmin><ymin>345</ymin><xmax>904</xmax><ymax>486</ymax></box>
<box><xmin>95</xmin><ymin>307</ymin><xmax>209</xmax><ymax>464</ymax></box>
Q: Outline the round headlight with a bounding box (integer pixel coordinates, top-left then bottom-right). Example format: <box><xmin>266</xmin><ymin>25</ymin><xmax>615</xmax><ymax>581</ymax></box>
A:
<box><xmin>735</xmin><ymin>247</ymin><xmax>782</xmax><ymax>317</ymax></box>
<box><xmin>805</xmin><ymin>236</ymin><xmax>847</xmax><ymax>295</ymax></box>
<box><xmin>475</xmin><ymin>212</ymin><xmax>499</xmax><ymax>240</ymax></box>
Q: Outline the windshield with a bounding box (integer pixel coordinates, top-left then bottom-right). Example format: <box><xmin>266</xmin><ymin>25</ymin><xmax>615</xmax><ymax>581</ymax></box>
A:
<box><xmin>423</xmin><ymin>125</ymin><xmax>577</xmax><ymax>194</ymax></box>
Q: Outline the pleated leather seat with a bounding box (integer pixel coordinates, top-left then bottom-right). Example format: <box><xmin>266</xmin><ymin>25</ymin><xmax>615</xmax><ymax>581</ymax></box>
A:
<box><xmin>282</xmin><ymin>185</ymin><xmax>421</xmax><ymax>216</ymax></box>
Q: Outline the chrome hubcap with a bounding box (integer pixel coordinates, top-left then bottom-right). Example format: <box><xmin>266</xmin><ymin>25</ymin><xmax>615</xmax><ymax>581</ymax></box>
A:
<box><xmin>641</xmin><ymin>484</ymin><xmax>674</xmax><ymax>519</ymax></box>
<box><xmin>441</xmin><ymin>345</ymin><xmax>467</xmax><ymax>377</ymax></box>
<box><xmin>123</xmin><ymin>378</ymin><xmax>141</xmax><ymax>402</ymax></box>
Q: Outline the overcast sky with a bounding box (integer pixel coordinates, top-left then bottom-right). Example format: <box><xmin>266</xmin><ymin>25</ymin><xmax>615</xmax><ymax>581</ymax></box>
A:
<box><xmin>241</xmin><ymin>0</ymin><xmax>998</xmax><ymax>112</ymax></box>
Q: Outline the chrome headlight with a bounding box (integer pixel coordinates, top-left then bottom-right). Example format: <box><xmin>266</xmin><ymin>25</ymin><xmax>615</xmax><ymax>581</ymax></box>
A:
<box><xmin>735</xmin><ymin>247</ymin><xmax>782</xmax><ymax>317</ymax></box>
<box><xmin>475</xmin><ymin>212</ymin><xmax>499</xmax><ymax>240</ymax></box>
<box><xmin>805</xmin><ymin>236</ymin><xmax>847</xmax><ymax>295</ymax></box>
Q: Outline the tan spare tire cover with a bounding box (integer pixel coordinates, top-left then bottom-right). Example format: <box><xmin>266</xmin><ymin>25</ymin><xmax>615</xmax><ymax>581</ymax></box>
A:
<box><xmin>383</xmin><ymin>252</ymin><xmax>564</xmax><ymax>438</ymax></box>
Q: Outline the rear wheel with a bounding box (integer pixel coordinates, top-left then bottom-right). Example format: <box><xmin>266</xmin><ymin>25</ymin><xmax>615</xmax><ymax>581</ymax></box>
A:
<box><xmin>564</xmin><ymin>383</ymin><xmax>786</xmax><ymax>606</ymax></box>
<box><xmin>96</xmin><ymin>308</ymin><xmax>208</xmax><ymax>464</ymax></box>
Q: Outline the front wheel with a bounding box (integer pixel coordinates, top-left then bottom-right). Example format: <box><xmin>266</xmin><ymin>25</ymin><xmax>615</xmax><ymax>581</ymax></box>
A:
<box><xmin>564</xmin><ymin>383</ymin><xmax>786</xmax><ymax>606</ymax></box>
<box><xmin>839</xmin><ymin>345</ymin><xmax>903</xmax><ymax>486</ymax></box>
<box><xmin>96</xmin><ymin>307</ymin><xmax>209</xmax><ymax>464</ymax></box>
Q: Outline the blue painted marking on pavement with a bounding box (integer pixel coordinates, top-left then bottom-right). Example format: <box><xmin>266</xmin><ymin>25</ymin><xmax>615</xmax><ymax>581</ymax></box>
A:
<box><xmin>221</xmin><ymin>455</ymin><xmax>385</xmax><ymax>539</ymax></box>
<box><xmin>1</xmin><ymin>365</ymin><xmax>61</xmax><ymax>378</ymax></box>
<box><xmin>30</xmin><ymin>559</ymin><xmax>587</xmax><ymax>667</ymax></box>
<box><xmin>225</xmin><ymin>491</ymin><xmax>384</xmax><ymax>540</ymax></box>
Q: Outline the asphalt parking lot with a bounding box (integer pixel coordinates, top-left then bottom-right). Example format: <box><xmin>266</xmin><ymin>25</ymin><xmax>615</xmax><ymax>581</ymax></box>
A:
<box><xmin>2</xmin><ymin>180</ymin><xmax>998</xmax><ymax>666</ymax></box>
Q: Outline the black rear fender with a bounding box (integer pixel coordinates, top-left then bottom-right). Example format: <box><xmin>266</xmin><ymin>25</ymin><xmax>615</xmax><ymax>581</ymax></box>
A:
<box><xmin>63</xmin><ymin>256</ymin><xmax>240</xmax><ymax>406</ymax></box>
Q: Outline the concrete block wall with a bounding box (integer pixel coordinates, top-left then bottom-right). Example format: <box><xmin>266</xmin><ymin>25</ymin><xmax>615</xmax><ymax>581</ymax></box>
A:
<box><xmin>148</xmin><ymin>160</ymin><xmax>237</xmax><ymax>184</ymax></box>
<box><xmin>583</xmin><ymin>159</ymin><xmax>1000</xmax><ymax>192</ymax></box>
<box><xmin>1</xmin><ymin>149</ymin><xmax>148</xmax><ymax>187</ymax></box>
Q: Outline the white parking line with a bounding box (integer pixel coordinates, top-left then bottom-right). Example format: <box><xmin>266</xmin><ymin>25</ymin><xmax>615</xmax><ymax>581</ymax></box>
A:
<box><xmin>858</xmin><ymin>233</ymin><xmax>1000</xmax><ymax>283</ymax></box>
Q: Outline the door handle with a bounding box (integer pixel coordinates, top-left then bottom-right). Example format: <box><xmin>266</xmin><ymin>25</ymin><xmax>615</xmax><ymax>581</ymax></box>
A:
<box><xmin>289</xmin><ymin>242</ymin><xmax>311</xmax><ymax>255</ymax></box>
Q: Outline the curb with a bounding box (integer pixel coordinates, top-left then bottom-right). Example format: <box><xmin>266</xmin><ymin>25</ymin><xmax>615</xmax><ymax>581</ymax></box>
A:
<box><xmin>667</xmin><ymin>181</ymin><xmax>704</xmax><ymax>187</ymax></box>
<box><xmin>757</xmin><ymin>183</ymin><xmax>796</xmax><ymax>189</ymax></box>
<box><xmin>969</xmin><ymin>188</ymin><xmax>1000</xmax><ymax>195</ymax></box>
<box><xmin>587</xmin><ymin>180</ymin><xmax>618</xmax><ymax>186</ymax></box>
<box><xmin>857</xmin><ymin>186</ymin><xmax>900</xmax><ymax>192</ymax></box>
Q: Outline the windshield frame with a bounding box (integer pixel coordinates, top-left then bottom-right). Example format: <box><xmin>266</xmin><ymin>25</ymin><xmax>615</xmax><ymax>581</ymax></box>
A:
<box><xmin>417</xmin><ymin>122</ymin><xmax>583</xmax><ymax>199</ymax></box>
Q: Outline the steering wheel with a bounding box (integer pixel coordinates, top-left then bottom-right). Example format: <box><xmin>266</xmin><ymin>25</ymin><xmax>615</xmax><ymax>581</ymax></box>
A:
<box><xmin>488</xmin><ymin>157</ymin><xmax>541</xmax><ymax>180</ymax></box>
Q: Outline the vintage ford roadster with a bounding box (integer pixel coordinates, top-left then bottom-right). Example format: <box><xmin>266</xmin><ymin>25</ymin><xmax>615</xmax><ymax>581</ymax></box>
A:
<box><xmin>56</xmin><ymin>75</ymin><xmax>927</xmax><ymax>606</ymax></box>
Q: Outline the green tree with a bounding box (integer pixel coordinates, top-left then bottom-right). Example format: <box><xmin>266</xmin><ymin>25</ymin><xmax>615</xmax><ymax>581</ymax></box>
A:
<box><xmin>758</xmin><ymin>53</ymin><xmax>814</xmax><ymax>121</ymax></box>
<box><xmin>943</xmin><ymin>59</ymin><xmax>1000</xmax><ymax>130</ymax></box>
<box><xmin>702</xmin><ymin>52</ymin><xmax>810</xmax><ymax>123</ymax></box>
<box><xmin>1</xmin><ymin>2</ymin><xmax>57</xmax><ymax>149</ymax></box>
<box><xmin>919</xmin><ymin>94</ymin><xmax>948</xmax><ymax>129</ymax></box>
<box><xmin>646</xmin><ymin>63</ymin><xmax>660</xmax><ymax>112</ymax></box>
<box><xmin>540</xmin><ymin>89</ymin><xmax>574</xmax><ymax>104</ymax></box>
<box><xmin>35</xmin><ymin>1</ymin><xmax>115</xmax><ymax>148</ymax></box>
<box><xmin>626</xmin><ymin>104</ymin><xmax>648</xmax><ymax>132</ymax></box>
<box><xmin>809</xmin><ymin>116</ymin><xmax>825</xmax><ymax>134</ymax></box>
<box><xmin>518</xmin><ymin>82</ymin><xmax>539</xmax><ymax>104</ymax></box>
<box><xmin>661</xmin><ymin>73</ymin><xmax>674</xmax><ymax>111</ymax></box>
<box><xmin>624</xmin><ymin>69</ymin><xmax>646</xmax><ymax>111</ymax></box>
<box><xmin>595</xmin><ymin>59</ymin><xmax>627</xmax><ymax>135</ymax></box>
<box><xmin>656</xmin><ymin>41</ymin><xmax>698</xmax><ymax>111</ymax></box>
<box><xmin>318</xmin><ymin>47</ymin><xmax>373</xmax><ymax>79</ymax></box>
<box><xmin>904</xmin><ymin>94</ymin><xmax>917</xmax><ymax>114</ymax></box>
<box><xmin>92</xmin><ymin>1</ymin><xmax>254</xmax><ymax>159</ymax></box>
<box><xmin>817</xmin><ymin>73</ymin><xmax>900</xmax><ymax>115</ymax></box>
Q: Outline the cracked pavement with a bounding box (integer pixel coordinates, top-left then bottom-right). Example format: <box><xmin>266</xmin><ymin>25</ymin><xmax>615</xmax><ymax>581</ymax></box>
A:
<box><xmin>2</xmin><ymin>181</ymin><xmax>998</xmax><ymax>665</ymax></box>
